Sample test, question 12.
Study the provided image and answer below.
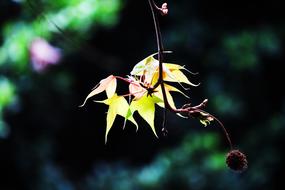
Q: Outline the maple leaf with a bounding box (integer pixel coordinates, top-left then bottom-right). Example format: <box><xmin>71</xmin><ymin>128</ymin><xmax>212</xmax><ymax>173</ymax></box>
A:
<box><xmin>130</xmin><ymin>52</ymin><xmax>163</xmax><ymax>76</ymax></box>
<box><xmin>163</xmin><ymin>68</ymin><xmax>198</xmax><ymax>86</ymax></box>
<box><xmin>128</xmin><ymin>79</ymin><xmax>147</xmax><ymax>100</ymax></box>
<box><xmin>129</xmin><ymin>95</ymin><xmax>163</xmax><ymax>138</ymax></box>
<box><xmin>96</xmin><ymin>94</ymin><xmax>138</xmax><ymax>143</ymax></box>
<box><xmin>80</xmin><ymin>75</ymin><xmax>117</xmax><ymax>107</ymax></box>
<box><xmin>131</xmin><ymin>53</ymin><xmax>199</xmax><ymax>87</ymax></box>
<box><xmin>154</xmin><ymin>84</ymin><xmax>189</xmax><ymax>109</ymax></box>
<box><xmin>130</xmin><ymin>52</ymin><xmax>173</xmax><ymax>85</ymax></box>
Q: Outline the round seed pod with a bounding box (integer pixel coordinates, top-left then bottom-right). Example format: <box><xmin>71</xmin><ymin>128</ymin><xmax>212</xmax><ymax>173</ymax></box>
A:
<box><xmin>226</xmin><ymin>149</ymin><xmax>248</xmax><ymax>172</ymax></box>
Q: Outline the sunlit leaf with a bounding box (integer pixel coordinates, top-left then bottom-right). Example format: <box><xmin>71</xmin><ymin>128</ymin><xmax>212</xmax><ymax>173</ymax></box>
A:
<box><xmin>129</xmin><ymin>80</ymin><xmax>147</xmax><ymax>100</ymax></box>
<box><xmin>154</xmin><ymin>85</ymin><xmax>175</xmax><ymax>109</ymax></box>
<box><xmin>154</xmin><ymin>83</ymin><xmax>190</xmax><ymax>109</ymax></box>
<box><xmin>131</xmin><ymin>53</ymin><xmax>198</xmax><ymax>87</ymax></box>
<box><xmin>80</xmin><ymin>75</ymin><xmax>116</xmax><ymax>106</ymax></box>
<box><xmin>129</xmin><ymin>95</ymin><xmax>162</xmax><ymax>138</ymax></box>
<box><xmin>96</xmin><ymin>94</ymin><xmax>137</xmax><ymax>143</ymax></box>
<box><xmin>164</xmin><ymin>63</ymin><xmax>197</xmax><ymax>74</ymax></box>
<box><xmin>130</xmin><ymin>52</ymin><xmax>172</xmax><ymax>76</ymax></box>
<box><xmin>163</xmin><ymin>83</ymin><xmax>190</xmax><ymax>99</ymax></box>
<box><xmin>130</xmin><ymin>53</ymin><xmax>157</xmax><ymax>76</ymax></box>
<box><xmin>164</xmin><ymin>69</ymin><xmax>199</xmax><ymax>86</ymax></box>
<box><xmin>130</xmin><ymin>52</ymin><xmax>174</xmax><ymax>85</ymax></box>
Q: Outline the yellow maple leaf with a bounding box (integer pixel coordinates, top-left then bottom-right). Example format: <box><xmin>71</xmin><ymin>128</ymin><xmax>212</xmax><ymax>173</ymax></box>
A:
<box><xmin>97</xmin><ymin>94</ymin><xmax>138</xmax><ymax>143</ymax></box>
<box><xmin>154</xmin><ymin>84</ymin><xmax>189</xmax><ymax>109</ymax></box>
<box><xmin>163</xmin><ymin>69</ymin><xmax>198</xmax><ymax>86</ymax></box>
<box><xmin>129</xmin><ymin>95</ymin><xmax>163</xmax><ymax>138</ymax></box>
<box><xmin>131</xmin><ymin>53</ymin><xmax>198</xmax><ymax>88</ymax></box>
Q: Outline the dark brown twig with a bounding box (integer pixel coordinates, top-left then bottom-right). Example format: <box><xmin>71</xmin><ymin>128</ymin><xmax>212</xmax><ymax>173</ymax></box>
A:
<box><xmin>147</xmin><ymin>0</ymin><xmax>233</xmax><ymax>149</ymax></box>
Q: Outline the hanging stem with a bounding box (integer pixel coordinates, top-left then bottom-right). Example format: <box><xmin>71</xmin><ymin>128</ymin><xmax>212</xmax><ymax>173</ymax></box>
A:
<box><xmin>147</xmin><ymin>0</ymin><xmax>233</xmax><ymax>149</ymax></box>
<box><xmin>148</xmin><ymin>0</ymin><xmax>170</xmax><ymax>133</ymax></box>
<box><xmin>148</xmin><ymin>0</ymin><xmax>164</xmax><ymax>90</ymax></box>
<box><xmin>148</xmin><ymin>0</ymin><xmax>173</xmax><ymax>110</ymax></box>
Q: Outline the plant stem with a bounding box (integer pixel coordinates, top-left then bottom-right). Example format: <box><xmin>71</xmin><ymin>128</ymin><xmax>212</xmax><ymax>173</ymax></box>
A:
<box><xmin>148</xmin><ymin>0</ymin><xmax>233</xmax><ymax>149</ymax></box>
<box><xmin>148</xmin><ymin>0</ymin><xmax>171</xmax><ymax>132</ymax></box>
<box><xmin>148</xmin><ymin>0</ymin><xmax>164</xmax><ymax>89</ymax></box>
<box><xmin>147</xmin><ymin>0</ymin><xmax>177</xmax><ymax>112</ymax></box>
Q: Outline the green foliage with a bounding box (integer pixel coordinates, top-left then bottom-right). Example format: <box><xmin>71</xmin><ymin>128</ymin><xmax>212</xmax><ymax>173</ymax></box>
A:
<box><xmin>0</xmin><ymin>0</ymin><xmax>122</xmax><ymax>137</ymax></box>
<box><xmin>78</xmin><ymin>133</ymin><xmax>227</xmax><ymax>190</ymax></box>
<box><xmin>0</xmin><ymin>0</ymin><xmax>122</xmax><ymax>72</ymax></box>
<box><xmin>223</xmin><ymin>30</ymin><xmax>280</xmax><ymax>70</ymax></box>
<box><xmin>0</xmin><ymin>77</ymin><xmax>16</xmax><ymax>138</ymax></box>
<box><xmin>0</xmin><ymin>77</ymin><xmax>16</xmax><ymax>107</ymax></box>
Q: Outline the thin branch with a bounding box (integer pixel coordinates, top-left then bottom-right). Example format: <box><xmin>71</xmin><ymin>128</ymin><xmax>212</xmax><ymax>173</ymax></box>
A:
<box><xmin>148</xmin><ymin>0</ymin><xmax>164</xmax><ymax>90</ymax></box>
<box><xmin>148</xmin><ymin>0</ymin><xmax>180</xmax><ymax>112</ymax></box>
<box><xmin>148</xmin><ymin>0</ymin><xmax>233</xmax><ymax>149</ymax></box>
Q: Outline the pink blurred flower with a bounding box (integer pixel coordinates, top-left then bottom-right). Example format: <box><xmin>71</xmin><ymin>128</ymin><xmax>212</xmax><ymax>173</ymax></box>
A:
<box><xmin>29</xmin><ymin>38</ymin><xmax>61</xmax><ymax>72</ymax></box>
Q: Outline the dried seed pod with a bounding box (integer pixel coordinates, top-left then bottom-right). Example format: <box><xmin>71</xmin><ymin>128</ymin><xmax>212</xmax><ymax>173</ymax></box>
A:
<box><xmin>226</xmin><ymin>149</ymin><xmax>248</xmax><ymax>172</ymax></box>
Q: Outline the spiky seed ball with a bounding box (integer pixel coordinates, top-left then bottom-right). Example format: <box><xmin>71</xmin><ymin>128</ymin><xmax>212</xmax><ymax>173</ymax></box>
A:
<box><xmin>226</xmin><ymin>149</ymin><xmax>248</xmax><ymax>172</ymax></box>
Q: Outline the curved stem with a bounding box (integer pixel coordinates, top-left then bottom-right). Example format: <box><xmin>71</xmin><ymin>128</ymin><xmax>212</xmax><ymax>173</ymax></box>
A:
<box><xmin>147</xmin><ymin>0</ymin><xmax>233</xmax><ymax>150</ymax></box>
<box><xmin>148</xmin><ymin>0</ymin><xmax>173</xmax><ymax>112</ymax></box>
<box><xmin>195</xmin><ymin>109</ymin><xmax>233</xmax><ymax>150</ymax></box>
<box><xmin>211</xmin><ymin>114</ymin><xmax>233</xmax><ymax>150</ymax></box>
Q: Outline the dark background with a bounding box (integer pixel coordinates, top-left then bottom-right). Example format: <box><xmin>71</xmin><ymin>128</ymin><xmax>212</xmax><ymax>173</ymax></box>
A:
<box><xmin>0</xmin><ymin>0</ymin><xmax>284</xmax><ymax>189</ymax></box>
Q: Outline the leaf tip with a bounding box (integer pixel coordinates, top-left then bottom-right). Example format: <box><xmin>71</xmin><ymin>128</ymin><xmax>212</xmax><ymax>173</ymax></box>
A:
<box><xmin>152</xmin><ymin>129</ymin><xmax>159</xmax><ymax>138</ymax></box>
<box><xmin>79</xmin><ymin>99</ymin><xmax>87</xmax><ymax>107</ymax></box>
<box><xmin>196</xmin><ymin>82</ymin><xmax>201</xmax><ymax>87</ymax></box>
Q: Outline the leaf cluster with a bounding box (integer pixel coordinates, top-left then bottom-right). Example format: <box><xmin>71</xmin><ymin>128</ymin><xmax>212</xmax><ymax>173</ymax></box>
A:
<box><xmin>81</xmin><ymin>53</ymin><xmax>203</xmax><ymax>143</ymax></box>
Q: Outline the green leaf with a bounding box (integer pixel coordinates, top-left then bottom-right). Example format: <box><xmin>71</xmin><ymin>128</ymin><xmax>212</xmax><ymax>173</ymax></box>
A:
<box><xmin>97</xmin><ymin>94</ymin><xmax>137</xmax><ymax>143</ymax></box>
<box><xmin>129</xmin><ymin>95</ymin><xmax>162</xmax><ymax>138</ymax></box>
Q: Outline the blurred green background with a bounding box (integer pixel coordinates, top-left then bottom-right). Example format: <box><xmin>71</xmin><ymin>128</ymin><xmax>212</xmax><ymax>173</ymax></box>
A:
<box><xmin>0</xmin><ymin>0</ymin><xmax>284</xmax><ymax>189</ymax></box>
